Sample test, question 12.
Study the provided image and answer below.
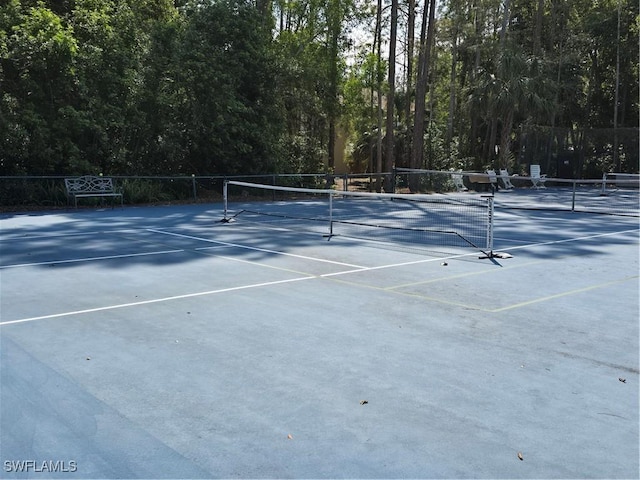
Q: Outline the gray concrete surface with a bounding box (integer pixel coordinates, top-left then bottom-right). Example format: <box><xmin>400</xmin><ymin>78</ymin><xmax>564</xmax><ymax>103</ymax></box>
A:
<box><xmin>1</xmin><ymin>203</ymin><xmax>638</xmax><ymax>479</ymax></box>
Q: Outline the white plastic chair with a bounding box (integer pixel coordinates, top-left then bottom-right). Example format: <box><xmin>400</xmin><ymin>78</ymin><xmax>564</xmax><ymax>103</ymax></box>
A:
<box><xmin>530</xmin><ymin>164</ymin><xmax>547</xmax><ymax>189</ymax></box>
<box><xmin>450</xmin><ymin>170</ymin><xmax>468</xmax><ymax>192</ymax></box>
<box><xmin>499</xmin><ymin>169</ymin><xmax>515</xmax><ymax>189</ymax></box>
<box><xmin>486</xmin><ymin>169</ymin><xmax>499</xmax><ymax>190</ymax></box>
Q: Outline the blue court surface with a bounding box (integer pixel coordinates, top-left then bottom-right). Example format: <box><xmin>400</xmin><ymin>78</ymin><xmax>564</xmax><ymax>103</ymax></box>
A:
<box><xmin>1</xmin><ymin>192</ymin><xmax>638</xmax><ymax>479</ymax></box>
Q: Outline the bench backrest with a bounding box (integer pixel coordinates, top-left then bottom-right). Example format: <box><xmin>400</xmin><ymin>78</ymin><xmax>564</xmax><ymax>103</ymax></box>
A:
<box><xmin>65</xmin><ymin>176</ymin><xmax>115</xmax><ymax>194</ymax></box>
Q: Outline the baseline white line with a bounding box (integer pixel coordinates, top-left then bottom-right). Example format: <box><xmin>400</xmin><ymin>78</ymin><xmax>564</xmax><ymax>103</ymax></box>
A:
<box><xmin>0</xmin><ymin>276</ymin><xmax>312</xmax><ymax>326</ymax></box>
<box><xmin>147</xmin><ymin>228</ymin><xmax>366</xmax><ymax>269</ymax></box>
<box><xmin>0</xmin><ymin>249</ymin><xmax>185</xmax><ymax>269</ymax></box>
<box><xmin>495</xmin><ymin>228</ymin><xmax>640</xmax><ymax>252</ymax></box>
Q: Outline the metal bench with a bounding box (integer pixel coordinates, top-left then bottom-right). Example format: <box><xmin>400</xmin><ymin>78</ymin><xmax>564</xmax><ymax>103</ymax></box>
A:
<box><xmin>64</xmin><ymin>175</ymin><xmax>123</xmax><ymax>208</ymax></box>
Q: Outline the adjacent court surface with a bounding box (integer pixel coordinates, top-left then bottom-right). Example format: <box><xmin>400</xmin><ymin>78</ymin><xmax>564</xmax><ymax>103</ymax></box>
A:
<box><xmin>1</xmin><ymin>191</ymin><xmax>638</xmax><ymax>479</ymax></box>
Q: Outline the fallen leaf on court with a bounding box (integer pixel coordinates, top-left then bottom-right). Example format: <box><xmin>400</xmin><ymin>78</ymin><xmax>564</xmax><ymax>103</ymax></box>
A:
<box><xmin>287</xmin><ymin>434</ymin><xmax>293</xmax><ymax>440</ymax></box>
<box><xmin>517</xmin><ymin>452</ymin><xmax>523</xmax><ymax>461</ymax></box>
<box><xmin>619</xmin><ymin>377</ymin><xmax>626</xmax><ymax>383</ymax></box>
<box><xmin>360</xmin><ymin>400</ymin><xmax>368</xmax><ymax>405</ymax></box>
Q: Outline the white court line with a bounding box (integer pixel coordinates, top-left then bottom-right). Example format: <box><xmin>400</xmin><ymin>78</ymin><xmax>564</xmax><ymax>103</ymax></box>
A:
<box><xmin>0</xmin><ymin>249</ymin><xmax>185</xmax><ymax>269</ymax></box>
<box><xmin>154</xmin><ymin>227</ymin><xmax>484</xmax><ymax>277</ymax></box>
<box><xmin>147</xmin><ymin>228</ymin><xmax>366</xmax><ymax>269</ymax></box>
<box><xmin>319</xmin><ymin>251</ymin><xmax>480</xmax><ymax>277</ymax></box>
<box><xmin>0</xmin><ymin>276</ymin><xmax>312</xmax><ymax>326</ymax></box>
<box><xmin>5</xmin><ymin>226</ymin><xmax>635</xmax><ymax>325</ymax></box>
<box><xmin>0</xmin><ymin>228</ymin><xmax>149</xmax><ymax>241</ymax></box>
<box><xmin>322</xmin><ymin>227</ymin><xmax>640</xmax><ymax>277</ymax></box>
<box><xmin>494</xmin><ymin>228</ymin><xmax>640</xmax><ymax>251</ymax></box>
<box><xmin>0</xmin><ymin>231</ymin><xmax>106</xmax><ymax>241</ymax></box>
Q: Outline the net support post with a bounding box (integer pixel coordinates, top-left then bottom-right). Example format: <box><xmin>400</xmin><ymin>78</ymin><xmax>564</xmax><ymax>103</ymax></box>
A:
<box><xmin>487</xmin><ymin>195</ymin><xmax>494</xmax><ymax>254</ymax></box>
<box><xmin>328</xmin><ymin>192</ymin><xmax>334</xmax><ymax>237</ymax></box>
<box><xmin>220</xmin><ymin>180</ymin><xmax>232</xmax><ymax>223</ymax></box>
<box><xmin>479</xmin><ymin>195</ymin><xmax>495</xmax><ymax>258</ymax></box>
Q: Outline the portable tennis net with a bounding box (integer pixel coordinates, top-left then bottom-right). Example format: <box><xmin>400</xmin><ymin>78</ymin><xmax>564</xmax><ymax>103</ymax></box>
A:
<box><xmin>223</xmin><ymin>180</ymin><xmax>495</xmax><ymax>255</ymax></box>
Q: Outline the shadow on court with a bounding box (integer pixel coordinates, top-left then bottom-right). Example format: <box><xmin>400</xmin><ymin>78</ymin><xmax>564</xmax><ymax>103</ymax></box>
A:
<box><xmin>1</xmin><ymin>202</ymin><xmax>638</xmax><ymax>479</ymax></box>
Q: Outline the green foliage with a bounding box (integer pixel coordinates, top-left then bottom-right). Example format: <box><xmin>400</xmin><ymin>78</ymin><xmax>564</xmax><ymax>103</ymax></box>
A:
<box><xmin>342</xmin><ymin>51</ymin><xmax>387</xmax><ymax>172</ymax></box>
<box><xmin>0</xmin><ymin>0</ymin><xmax>282</xmax><ymax>177</ymax></box>
<box><xmin>0</xmin><ymin>177</ymin><xmax>67</xmax><ymax>207</ymax></box>
<box><xmin>0</xmin><ymin>1</ymin><xmax>79</xmax><ymax>174</ymax></box>
<box><xmin>120</xmin><ymin>178</ymin><xmax>175</xmax><ymax>204</ymax></box>
<box><xmin>276</xmin><ymin>134</ymin><xmax>326</xmax><ymax>173</ymax></box>
<box><xmin>0</xmin><ymin>0</ymin><xmax>637</xmax><ymax>182</ymax></box>
<box><xmin>168</xmin><ymin>0</ymin><xmax>281</xmax><ymax>175</ymax></box>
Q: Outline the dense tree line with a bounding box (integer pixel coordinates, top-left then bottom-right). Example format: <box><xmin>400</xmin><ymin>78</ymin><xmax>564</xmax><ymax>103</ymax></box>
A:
<box><xmin>1</xmin><ymin>0</ymin><xmax>280</xmax><ymax>175</ymax></box>
<box><xmin>1</xmin><ymin>0</ymin><xmax>638</xmax><ymax>179</ymax></box>
<box><xmin>342</xmin><ymin>0</ymin><xmax>638</xmax><ymax>181</ymax></box>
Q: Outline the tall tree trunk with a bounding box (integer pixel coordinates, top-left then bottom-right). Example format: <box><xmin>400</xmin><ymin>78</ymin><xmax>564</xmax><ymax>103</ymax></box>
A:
<box><xmin>383</xmin><ymin>0</ymin><xmax>398</xmax><ymax>192</ymax></box>
<box><xmin>327</xmin><ymin>29</ymin><xmax>339</xmax><ymax>171</ymax></box>
<box><xmin>375</xmin><ymin>0</ymin><xmax>383</xmax><ymax>191</ymax></box>
<box><xmin>326</xmin><ymin>0</ymin><xmax>342</xmax><ymax>172</ymax></box>
<box><xmin>405</xmin><ymin>0</ymin><xmax>416</xmax><ymax>141</ymax></box>
<box><xmin>485</xmin><ymin>119</ymin><xmax>497</xmax><ymax>165</ymax></box>
<box><xmin>446</xmin><ymin>23</ymin><xmax>458</xmax><ymax>157</ymax></box>
<box><xmin>545</xmin><ymin>39</ymin><xmax>563</xmax><ymax>173</ymax></box>
<box><xmin>613</xmin><ymin>0</ymin><xmax>621</xmax><ymax>171</ymax></box>
<box><xmin>491</xmin><ymin>0</ymin><xmax>510</xmax><ymax>167</ymax></box>
<box><xmin>499</xmin><ymin>0</ymin><xmax>510</xmax><ymax>48</ymax></box>
<box><xmin>469</xmin><ymin>3</ymin><xmax>482</xmax><ymax>165</ymax></box>
<box><xmin>411</xmin><ymin>1</ymin><xmax>428</xmax><ymax>173</ymax></box>
<box><xmin>499</xmin><ymin>108</ymin><xmax>514</xmax><ymax>169</ymax></box>
<box><xmin>533</xmin><ymin>0</ymin><xmax>544</xmax><ymax>55</ymax></box>
<box><xmin>410</xmin><ymin>0</ymin><xmax>436</xmax><ymax>190</ymax></box>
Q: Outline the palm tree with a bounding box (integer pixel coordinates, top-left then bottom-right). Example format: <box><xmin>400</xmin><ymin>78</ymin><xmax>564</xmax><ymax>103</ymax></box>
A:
<box><xmin>469</xmin><ymin>47</ymin><xmax>555</xmax><ymax>170</ymax></box>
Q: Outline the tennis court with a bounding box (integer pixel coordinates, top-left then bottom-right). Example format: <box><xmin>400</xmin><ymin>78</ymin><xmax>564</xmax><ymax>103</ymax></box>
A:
<box><xmin>1</xmin><ymin>186</ymin><xmax>638</xmax><ymax>478</ymax></box>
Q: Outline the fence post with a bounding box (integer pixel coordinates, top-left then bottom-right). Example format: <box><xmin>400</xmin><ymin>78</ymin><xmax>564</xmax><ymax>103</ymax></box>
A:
<box><xmin>329</xmin><ymin>191</ymin><xmax>334</xmax><ymax>236</ymax></box>
<box><xmin>192</xmin><ymin>174</ymin><xmax>197</xmax><ymax>201</ymax></box>
<box><xmin>271</xmin><ymin>175</ymin><xmax>276</xmax><ymax>201</ymax></box>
